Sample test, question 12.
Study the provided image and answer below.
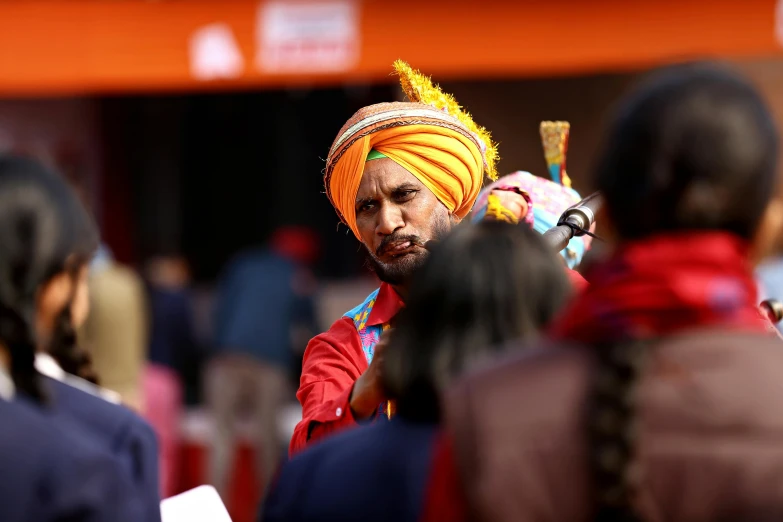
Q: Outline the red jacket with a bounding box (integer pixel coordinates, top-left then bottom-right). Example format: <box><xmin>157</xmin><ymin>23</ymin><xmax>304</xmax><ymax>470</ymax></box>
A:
<box><xmin>289</xmin><ymin>283</ymin><xmax>403</xmax><ymax>454</ymax></box>
<box><xmin>290</xmin><ymin>268</ymin><xmax>587</xmax><ymax>455</ymax></box>
<box><xmin>566</xmin><ymin>268</ymin><xmax>588</xmax><ymax>292</ymax></box>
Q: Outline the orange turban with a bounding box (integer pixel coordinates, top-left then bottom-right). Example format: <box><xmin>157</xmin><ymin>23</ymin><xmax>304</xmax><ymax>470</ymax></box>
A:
<box><xmin>325</xmin><ymin>103</ymin><xmax>487</xmax><ymax>240</ymax></box>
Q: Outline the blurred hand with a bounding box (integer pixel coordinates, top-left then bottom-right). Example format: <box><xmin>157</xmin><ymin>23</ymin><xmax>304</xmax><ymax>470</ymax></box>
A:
<box><xmin>488</xmin><ymin>189</ymin><xmax>529</xmax><ymax>223</ymax></box>
<box><xmin>350</xmin><ymin>330</ymin><xmax>391</xmax><ymax>419</ymax></box>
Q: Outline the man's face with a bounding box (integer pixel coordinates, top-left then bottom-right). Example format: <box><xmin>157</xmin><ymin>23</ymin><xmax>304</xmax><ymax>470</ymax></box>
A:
<box><xmin>355</xmin><ymin>158</ymin><xmax>453</xmax><ymax>286</ymax></box>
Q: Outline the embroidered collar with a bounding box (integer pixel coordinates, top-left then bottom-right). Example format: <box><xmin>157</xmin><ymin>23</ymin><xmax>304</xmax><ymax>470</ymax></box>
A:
<box><xmin>366</xmin><ymin>283</ymin><xmax>405</xmax><ymax>326</ymax></box>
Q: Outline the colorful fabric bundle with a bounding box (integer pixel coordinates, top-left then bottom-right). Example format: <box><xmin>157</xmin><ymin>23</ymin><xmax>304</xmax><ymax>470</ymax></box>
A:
<box><xmin>470</xmin><ymin>121</ymin><xmax>591</xmax><ymax>268</ymax></box>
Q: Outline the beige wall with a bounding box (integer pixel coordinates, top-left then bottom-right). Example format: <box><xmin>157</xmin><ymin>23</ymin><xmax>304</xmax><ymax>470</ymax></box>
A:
<box><xmin>442</xmin><ymin>74</ymin><xmax>633</xmax><ymax>194</ymax></box>
<box><xmin>435</xmin><ymin>58</ymin><xmax>783</xmax><ymax>194</ymax></box>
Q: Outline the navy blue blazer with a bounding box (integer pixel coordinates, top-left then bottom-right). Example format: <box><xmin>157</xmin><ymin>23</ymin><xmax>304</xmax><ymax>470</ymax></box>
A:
<box><xmin>261</xmin><ymin>419</ymin><xmax>438</xmax><ymax>522</ymax></box>
<box><xmin>43</xmin><ymin>377</ymin><xmax>162</xmax><ymax>522</ymax></box>
<box><xmin>0</xmin><ymin>397</ymin><xmax>137</xmax><ymax>522</ymax></box>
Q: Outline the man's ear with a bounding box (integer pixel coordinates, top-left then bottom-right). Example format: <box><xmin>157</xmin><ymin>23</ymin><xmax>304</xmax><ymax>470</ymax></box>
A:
<box><xmin>450</xmin><ymin>213</ymin><xmax>462</xmax><ymax>225</ymax></box>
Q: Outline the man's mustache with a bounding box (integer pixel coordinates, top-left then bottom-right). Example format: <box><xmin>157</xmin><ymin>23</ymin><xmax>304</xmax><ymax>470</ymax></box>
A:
<box><xmin>375</xmin><ymin>234</ymin><xmax>427</xmax><ymax>257</ymax></box>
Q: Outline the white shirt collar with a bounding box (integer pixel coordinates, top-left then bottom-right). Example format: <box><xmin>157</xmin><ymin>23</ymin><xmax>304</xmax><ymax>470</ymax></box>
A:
<box><xmin>35</xmin><ymin>353</ymin><xmax>122</xmax><ymax>404</ymax></box>
<box><xmin>0</xmin><ymin>364</ymin><xmax>14</xmax><ymax>401</ymax></box>
<box><xmin>35</xmin><ymin>353</ymin><xmax>65</xmax><ymax>381</ymax></box>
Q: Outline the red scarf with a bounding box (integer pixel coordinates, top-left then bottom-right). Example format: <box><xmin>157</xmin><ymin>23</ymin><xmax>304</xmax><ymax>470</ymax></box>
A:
<box><xmin>551</xmin><ymin>232</ymin><xmax>770</xmax><ymax>344</ymax></box>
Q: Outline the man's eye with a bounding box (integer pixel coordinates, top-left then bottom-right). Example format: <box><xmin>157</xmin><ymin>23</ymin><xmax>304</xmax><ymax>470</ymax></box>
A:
<box><xmin>358</xmin><ymin>202</ymin><xmax>375</xmax><ymax>213</ymax></box>
<box><xmin>397</xmin><ymin>190</ymin><xmax>416</xmax><ymax>200</ymax></box>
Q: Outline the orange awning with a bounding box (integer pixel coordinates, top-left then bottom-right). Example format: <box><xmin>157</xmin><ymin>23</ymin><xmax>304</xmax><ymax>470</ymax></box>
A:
<box><xmin>0</xmin><ymin>0</ymin><xmax>780</xmax><ymax>96</ymax></box>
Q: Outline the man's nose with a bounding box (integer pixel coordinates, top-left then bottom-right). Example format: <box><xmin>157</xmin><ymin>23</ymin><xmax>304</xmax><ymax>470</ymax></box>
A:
<box><xmin>376</xmin><ymin>204</ymin><xmax>404</xmax><ymax>236</ymax></box>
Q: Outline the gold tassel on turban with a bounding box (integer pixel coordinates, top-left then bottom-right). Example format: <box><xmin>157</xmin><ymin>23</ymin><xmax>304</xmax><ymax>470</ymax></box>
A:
<box><xmin>325</xmin><ymin>61</ymin><xmax>498</xmax><ymax>239</ymax></box>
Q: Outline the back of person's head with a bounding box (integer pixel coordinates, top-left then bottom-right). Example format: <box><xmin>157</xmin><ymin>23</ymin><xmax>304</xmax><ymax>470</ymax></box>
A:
<box><xmin>595</xmin><ymin>62</ymin><xmax>779</xmax><ymax>243</ymax></box>
<box><xmin>586</xmin><ymin>63</ymin><xmax>779</xmax><ymax>522</ymax></box>
<box><xmin>0</xmin><ymin>155</ymin><xmax>98</xmax><ymax>402</ymax></box>
<box><xmin>383</xmin><ymin>220</ymin><xmax>572</xmax><ymax>422</ymax></box>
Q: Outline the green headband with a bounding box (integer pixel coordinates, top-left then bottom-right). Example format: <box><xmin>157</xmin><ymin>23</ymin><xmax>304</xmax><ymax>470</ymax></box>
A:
<box><xmin>366</xmin><ymin>149</ymin><xmax>387</xmax><ymax>161</ymax></box>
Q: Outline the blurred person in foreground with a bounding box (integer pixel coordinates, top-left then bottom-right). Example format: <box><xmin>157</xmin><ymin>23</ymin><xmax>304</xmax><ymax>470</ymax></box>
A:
<box><xmin>207</xmin><ymin>225</ymin><xmax>320</xmax><ymax>496</ymax></box>
<box><xmin>26</xmin><ymin>156</ymin><xmax>162</xmax><ymax>521</ymax></box>
<box><xmin>421</xmin><ymin>63</ymin><xmax>783</xmax><ymax>522</ymax></box>
<box><xmin>290</xmin><ymin>61</ymin><xmax>566</xmax><ymax>453</ymax></box>
<box><xmin>0</xmin><ymin>155</ymin><xmax>156</xmax><ymax>521</ymax></box>
<box><xmin>262</xmin><ymin>220</ymin><xmax>573</xmax><ymax>522</ymax></box>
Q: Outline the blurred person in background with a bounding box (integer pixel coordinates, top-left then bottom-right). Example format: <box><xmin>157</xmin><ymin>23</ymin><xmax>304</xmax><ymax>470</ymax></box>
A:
<box><xmin>60</xmin><ymin>175</ymin><xmax>149</xmax><ymax>413</ymax></box>
<box><xmin>0</xmin><ymin>155</ymin><xmax>160</xmax><ymax>521</ymax></box>
<box><xmin>62</xmin><ymin>169</ymin><xmax>149</xmax><ymax>411</ymax></box>
<box><xmin>290</xmin><ymin>61</ymin><xmax>538</xmax><ymax>454</ymax></box>
<box><xmin>262</xmin><ymin>221</ymin><xmax>573</xmax><ymax>522</ymax></box>
<box><xmin>143</xmin><ymin>253</ymin><xmax>196</xmax><ymax>498</ymax></box>
<box><xmin>422</xmin><ymin>63</ymin><xmax>783</xmax><ymax>522</ymax></box>
<box><xmin>81</xmin><ymin>244</ymin><xmax>149</xmax><ymax>411</ymax></box>
<box><xmin>207</xmin><ymin>225</ymin><xmax>320</xmax><ymax>497</ymax></box>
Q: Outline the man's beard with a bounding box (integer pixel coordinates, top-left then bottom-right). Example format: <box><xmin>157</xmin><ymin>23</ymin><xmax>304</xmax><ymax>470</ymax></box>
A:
<box><xmin>365</xmin><ymin>213</ymin><xmax>452</xmax><ymax>286</ymax></box>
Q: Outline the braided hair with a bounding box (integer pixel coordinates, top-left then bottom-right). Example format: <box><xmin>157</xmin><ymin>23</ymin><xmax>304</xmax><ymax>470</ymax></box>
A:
<box><xmin>46</xmin><ymin>191</ymin><xmax>99</xmax><ymax>384</ymax></box>
<box><xmin>0</xmin><ymin>155</ymin><xmax>99</xmax><ymax>401</ymax></box>
<box><xmin>588</xmin><ymin>63</ymin><xmax>779</xmax><ymax>521</ymax></box>
<box><xmin>588</xmin><ymin>340</ymin><xmax>647</xmax><ymax>522</ymax></box>
<box><xmin>48</xmin><ymin>288</ymin><xmax>100</xmax><ymax>385</ymax></box>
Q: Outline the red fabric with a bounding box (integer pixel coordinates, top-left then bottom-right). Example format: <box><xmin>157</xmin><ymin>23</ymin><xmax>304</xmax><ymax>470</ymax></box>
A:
<box><xmin>551</xmin><ymin>232</ymin><xmax>770</xmax><ymax>343</ymax></box>
<box><xmin>419</xmin><ymin>432</ymin><xmax>468</xmax><ymax>522</ymax></box>
<box><xmin>289</xmin><ymin>317</ymin><xmax>366</xmax><ymax>455</ymax></box>
<box><xmin>289</xmin><ymin>283</ymin><xmax>404</xmax><ymax>455</ymax></box>
<box><xmin>271</xmin><ymin>226</ymin><xmax>321</xmax><ymax>266</ymax></box>
<box><xmin>566</xmin><ymin>268</ymin><xmax>588</xmax><ymax>292</ymax></box>
<box><xmin>367</xmin><ymin>282</ymin><xmax>405</xmax><ymax>326</ymax></box>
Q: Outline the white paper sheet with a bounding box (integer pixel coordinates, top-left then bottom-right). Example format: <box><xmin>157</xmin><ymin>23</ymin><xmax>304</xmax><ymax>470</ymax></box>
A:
<box><xmin>160</xmin><ymin>485</ymin><xmax>232</xmax><ymax>522</ymax></box>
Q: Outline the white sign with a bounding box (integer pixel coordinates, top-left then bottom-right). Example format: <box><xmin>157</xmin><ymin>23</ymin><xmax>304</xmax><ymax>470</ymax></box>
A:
<box><xmin>256</xmin><ymin>0</ymin><xmax>360</xmax><ymax>73</ymax></box>
<box><xmin>189</xmin><ymin>23</ymin><xmax>245</xmax><ymax>81</ymax></box>
<box><xmin>160</xmin><ymin>485</ymin><xmax>232</xmax><ymax>522</ymax></box>
<box><xmin>777</xmin><ymin>0</ymin><xmax>783</xmax><ymax>47</ymax></box>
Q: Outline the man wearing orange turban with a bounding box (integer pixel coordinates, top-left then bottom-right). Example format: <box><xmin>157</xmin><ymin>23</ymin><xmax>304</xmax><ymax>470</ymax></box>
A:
<box><xmin>290</xmin><ymin>63</ymin><xmax>525</xmax><ymax>454</ymax></box>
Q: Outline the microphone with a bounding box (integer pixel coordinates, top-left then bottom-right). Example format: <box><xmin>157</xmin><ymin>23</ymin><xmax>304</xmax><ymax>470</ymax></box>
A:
<box><xmin>542</xmin><ymin>191</ymin><xmax>603</xmax><ymax>253</ymax></box>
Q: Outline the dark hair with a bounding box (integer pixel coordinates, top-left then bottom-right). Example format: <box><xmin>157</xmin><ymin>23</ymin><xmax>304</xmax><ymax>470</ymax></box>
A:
<box><xmin>48</xmin><ymin>187</ymin><xmax>99</xmax><ymax>384</ymax></box>
<box><xmin>595</xmin><ymin>62</ymin><xmax>778</xmax><ymax>241</ymax></box>
<box><xmin>382</xmin><ymin>220</ymin><xmax>572</xmax><ymax>422</ymax></box>
<box><xmin>587</xmin><ymin>63</ymin><xmax>779</xmax><ymax>522</ymax></box>
<box><xmin>0</xmin><ymin>155</ymin><xmax>99</xmax><ymax>402</ymax></box>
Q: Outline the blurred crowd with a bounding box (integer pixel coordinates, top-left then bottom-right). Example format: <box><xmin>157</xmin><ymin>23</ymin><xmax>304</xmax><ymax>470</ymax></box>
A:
<box><xmin>6</xmin><ymin>59</ymin><xmax>783</xmax><ymax>522</ymax></box>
